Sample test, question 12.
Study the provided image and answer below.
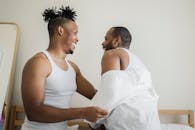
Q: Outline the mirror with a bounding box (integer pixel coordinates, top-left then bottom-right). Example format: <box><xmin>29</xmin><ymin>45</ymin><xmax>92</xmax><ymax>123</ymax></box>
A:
<box><xmin>0</xmin><ymin>22</ymin><xmax>19</xmax><ymax>130</ymax></box>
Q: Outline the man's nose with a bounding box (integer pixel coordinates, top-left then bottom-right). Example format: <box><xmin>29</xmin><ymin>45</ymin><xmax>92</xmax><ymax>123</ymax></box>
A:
<box><xmin>76</xmin><ymin>37</ymin><xmax>79</xmax><ymax>43</ymax></box>
<box><xmin>74</xmin><ymin>37</ymin><xmax>79</xmax><ymax>44</ymax></box>
<box><xmin>101</xmin><ymin>41</ymin><xmax>105</xmax><ymax>46</ymax></box>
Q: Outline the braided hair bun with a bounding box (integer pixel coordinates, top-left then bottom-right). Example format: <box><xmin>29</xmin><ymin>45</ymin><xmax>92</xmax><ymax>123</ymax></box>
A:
<box><xmin>42</xmin><ymin>6</ymin><xmax>77</xmax><ymax>22</ymax></box>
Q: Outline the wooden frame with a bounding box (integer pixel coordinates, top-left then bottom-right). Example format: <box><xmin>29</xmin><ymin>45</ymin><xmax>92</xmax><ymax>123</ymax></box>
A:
<box><xmin>9</xmin><ymin>106</ymin><xmax>24</xmax><ymax>130</ymax></box>
<box><xmin>9</xmin><ymin>105</ymin><xmax>194</xmax><ymax>130</ymax></box>
<box><xmin>159</xmin><ymin>109</ymin><xmax>194</xmax><ymax>128</ymax></box>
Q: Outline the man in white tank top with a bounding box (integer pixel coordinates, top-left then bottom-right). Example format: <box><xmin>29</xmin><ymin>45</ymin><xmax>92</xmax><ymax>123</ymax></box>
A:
<box><xmin>90</xmin><ymin>27</ymin><xmax>161</xmax><ymax>130</ymax></box>
<box><xmin>21</xmin><ymin>6</ymin><xmax>108</xmax><ymax>130</ymax></box>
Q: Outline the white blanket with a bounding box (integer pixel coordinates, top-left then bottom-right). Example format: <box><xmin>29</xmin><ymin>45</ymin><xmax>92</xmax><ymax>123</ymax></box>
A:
<box><xmin>90</xmin><ymin>70</ymin><xmax>161</xmax><ymax>130</ymax></box>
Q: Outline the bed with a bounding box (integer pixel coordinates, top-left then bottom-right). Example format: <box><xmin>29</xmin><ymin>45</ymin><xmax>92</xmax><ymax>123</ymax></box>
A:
<box><xmin>159</xmin><ymin>110</ymin><xmax>194</xmax><ymax>130</ymax></box>
<box><xmin>8</xmin><ymin>106</ymin><xmax>194</xmax><ymax>130</ymax></box>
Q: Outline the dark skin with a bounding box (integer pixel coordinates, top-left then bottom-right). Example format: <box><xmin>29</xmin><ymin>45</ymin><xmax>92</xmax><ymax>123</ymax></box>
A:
<box><xmin>91</xmin><ymin>28</ymin><xmax>129</xmax><ymax>130</ymax></box>
<box><xmin>21</xmin><ymin>20</ymin><xmax>108</xmax><ymax>123</ymax></box>
<box><xmin>101</xmin><ymin>28</ymin><xmax>129</xmax><ymax>74</ymax></box>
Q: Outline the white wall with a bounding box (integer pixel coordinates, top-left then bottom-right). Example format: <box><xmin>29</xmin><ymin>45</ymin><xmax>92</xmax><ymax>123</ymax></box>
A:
<box><xmin>0</xmin><ymin>0</ymin><xmax>195</xmax><ymax>115</ymax></box>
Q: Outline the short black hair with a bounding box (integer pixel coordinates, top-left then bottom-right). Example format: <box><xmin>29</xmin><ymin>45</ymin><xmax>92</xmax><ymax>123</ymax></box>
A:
<box><xmin>42</xmin><ymin>6</ymin><xmax>77</xmax><ymax>38</ymax></box>
<box><xmin>111</xmin><ymin>27</ymin><xmax>132</xmax><ymax>48</ymax></box>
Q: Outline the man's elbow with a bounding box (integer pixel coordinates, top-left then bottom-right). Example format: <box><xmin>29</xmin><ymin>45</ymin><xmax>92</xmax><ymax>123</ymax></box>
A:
<box><xmin>25</xmin><ymin>110</ymin><xmax>39</xmax><ymax>122</ymax></box>
<box><xmin>89</xmin><ymin>90</ymin><xmax>97</xmax><ymax>100</ymax></box>
<box><xmin>24</xmin><ymin>106</ymin><xmax>42</xmax><ymax>122</ymax></box>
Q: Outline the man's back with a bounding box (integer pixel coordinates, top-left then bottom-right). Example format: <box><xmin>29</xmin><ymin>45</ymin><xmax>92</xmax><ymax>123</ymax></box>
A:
<box><xmin>91</xmin><ymin>48</ymin><xmax>161</xmax><ymax>130</ymax></box>
<box><xmin>103</xmin><ymin>48</ymin><xmax>161</xmax><ymax>130</ymax></box>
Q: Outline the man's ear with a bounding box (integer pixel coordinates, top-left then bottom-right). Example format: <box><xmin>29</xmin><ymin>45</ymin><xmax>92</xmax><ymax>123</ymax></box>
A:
<box><xmin>112</xmin><ymin>36</ymin><xmax>122</xmax><ymax>48</ymax></box>
<box><xmin>57</xmin><ymin>26</ymin><xmax>64</xmax><ymax>36</ymax></box>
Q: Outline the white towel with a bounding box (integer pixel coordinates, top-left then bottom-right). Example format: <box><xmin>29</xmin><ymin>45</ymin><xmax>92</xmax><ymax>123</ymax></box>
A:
<box><xmin>90</xmin><ymin>70</ymin><xmax>161</xmax><ymax>130</ymax></box>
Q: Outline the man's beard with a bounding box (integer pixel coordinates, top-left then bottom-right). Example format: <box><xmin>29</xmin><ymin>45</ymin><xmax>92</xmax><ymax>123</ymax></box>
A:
<box><xmin>66</xmin><ymin>49</ymin><xmax>73</xmax><ymax>54</ymax></box>
<box><xmin>69</xmin><ymin>50</ymin><xmax>73</xmax><ymax>54</ymax></box>
<box><xmin>104</xmin><ymin>43</ymin><xmax>114</xmax><ymax>51</ymax></box>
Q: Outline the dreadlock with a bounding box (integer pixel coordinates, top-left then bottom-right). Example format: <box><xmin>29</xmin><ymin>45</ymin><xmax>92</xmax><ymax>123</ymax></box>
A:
<box><xmin>42</xmin><ymin>6</ymin><xmax>77</xmax><ymax>38</ymax></box>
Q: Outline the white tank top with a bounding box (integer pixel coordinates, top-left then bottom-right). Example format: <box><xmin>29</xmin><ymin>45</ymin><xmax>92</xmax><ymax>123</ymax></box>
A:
<box><xmin>21</xmin><ymin>51</ymin><xmax>77</xmax><ymax>130</ymax></box>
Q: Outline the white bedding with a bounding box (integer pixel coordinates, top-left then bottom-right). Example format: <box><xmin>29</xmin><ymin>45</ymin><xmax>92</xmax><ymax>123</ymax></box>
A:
<box><xmin>66</xmin><ymin>123</ymin><xmax>194</xmax><ymax>130</ymax></box>
<box><xmin>161</xmin><ymin>124</ymin><xmax>195</xmax><ymax>130</ymax></box>
<box><xmin>90</xmin><ymin>70</ymin><xmax>161</xmax><ymax>130</ymax></box>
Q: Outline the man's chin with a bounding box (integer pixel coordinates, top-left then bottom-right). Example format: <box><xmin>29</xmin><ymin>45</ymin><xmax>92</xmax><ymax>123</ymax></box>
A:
<box><xmin>103</xmin><ymin>47</ymin><xmax>107</xmax><ymax>51</ymax></box>
<box><xmin>103</xmin><ymin>48</ymin><xmax>112</xmax><ymax>51</ymax></box>
<box><xmin>69</xmin><ymin>50</ymin><xmax>74</xmax><ymax>54</ymax></box>
<box><xmin>70</xmin><ymin>50</ymin><xmax>73</xmax><ymax>54</ymax></box>
<box><xmin>65</xmin><ymin>49</ymin><xmax>74</xmax><ymax>54</ymax></box>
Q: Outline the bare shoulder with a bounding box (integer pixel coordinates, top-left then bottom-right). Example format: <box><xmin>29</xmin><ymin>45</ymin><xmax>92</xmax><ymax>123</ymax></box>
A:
<box><xmin>102</xmin><ymin>49</ymin><xmax>120</xmax><ymax>64</ymax></box>
<box><xmin>102</xmin><ymin>49</ymin><xmax>119</xmax><ymax>59</ymax></box>
<box><xmin>104</xmin><ymin>48</ymin><xmax>128</xmax><ymax>57</ymax></box>
<box><xmin>23</xmin><ymin>52</ymin><xmax>51</xmax><ymax>76</ymax></box>
<box><xmin>101</xmin><ymin>49</ymin><xmax>120</xmax><ymax>74</ymax></box>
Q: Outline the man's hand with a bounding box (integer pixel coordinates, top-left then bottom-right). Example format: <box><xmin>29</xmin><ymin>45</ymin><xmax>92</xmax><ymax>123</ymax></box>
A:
<box><xmin>84</xmin><ymin>106</ymin><xmax>108</xmax><ymax>122</ymax></box>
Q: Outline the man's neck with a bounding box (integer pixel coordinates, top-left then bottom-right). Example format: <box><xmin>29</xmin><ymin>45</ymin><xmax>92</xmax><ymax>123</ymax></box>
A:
<box><xmin>47</xmin><ymin>45</ymin><xmax>67</xmax><ymax>60</ymax></box>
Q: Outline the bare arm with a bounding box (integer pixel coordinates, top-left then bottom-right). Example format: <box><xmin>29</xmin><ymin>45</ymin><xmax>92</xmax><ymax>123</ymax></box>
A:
<box><xmin>101</xmin><ymin>50</ymin><xmax>120</xmax><ymax>75</ymax></box>
<box><xmin>22</xmin><ymin>54</ymin><xmax>107</xmax><ymax>123</ymax></box>
<box><xmin>69</xmin><ymin>61</ymin><xmax>97</xmax><ymax>100</ymax></box>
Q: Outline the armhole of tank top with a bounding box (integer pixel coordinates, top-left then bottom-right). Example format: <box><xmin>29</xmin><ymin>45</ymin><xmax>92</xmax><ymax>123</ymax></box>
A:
<box><xmin>42</xmin><ymin>51</ymin><xmax>54</xmax><ymax>77</ymax></box>
<box><xmin>65</xmin><ymin>59</ymin><xmax>74</xmax><ymax>73</ymax></box>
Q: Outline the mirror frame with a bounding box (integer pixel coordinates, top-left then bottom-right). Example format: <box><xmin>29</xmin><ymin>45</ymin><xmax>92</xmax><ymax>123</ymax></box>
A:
<box><xmin>0</xmin><ymin>22</ymin><xmax>20</xmax><ymax>130</ymax></box>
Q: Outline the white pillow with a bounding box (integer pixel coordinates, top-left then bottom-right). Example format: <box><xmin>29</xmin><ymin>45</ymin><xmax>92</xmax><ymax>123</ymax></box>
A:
<box><xmin>67</xmin><ymin>124</ymin><xmax>79</xmax><ymax>130</ymax></box>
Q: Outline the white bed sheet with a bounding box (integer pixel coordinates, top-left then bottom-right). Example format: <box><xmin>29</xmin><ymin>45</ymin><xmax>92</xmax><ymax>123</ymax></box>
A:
<box><xmin>67</xmin><ymin>123</ymin><xmax>195</xmax><ymax>130</ymax></box>
<box><xmin>161</xmin><ymin>124</ymin><xmax>194</xmax><ymax>130</ymax></box>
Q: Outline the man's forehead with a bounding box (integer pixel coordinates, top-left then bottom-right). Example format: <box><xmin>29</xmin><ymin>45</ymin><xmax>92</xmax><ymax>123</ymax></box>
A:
<box><xmin>106</xmin><ymin>29</ymin><xmax>114</xmax><ymax>37</ymax></box>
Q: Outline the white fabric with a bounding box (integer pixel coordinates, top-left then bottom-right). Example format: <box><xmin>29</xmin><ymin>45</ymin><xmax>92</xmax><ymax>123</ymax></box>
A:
<box><xmin>90</xmin><ymin>48</ymin><xmax>161</xmax><ymax>130</ymax></box>
<box><xmin>67</xmin><ymin>125</ymin><xmax>79</xmax><ymax>130</ymax></box>
<box><xmin>161</xmin><ymin>124</ymin><xmax>195</xmax><ymax>130</ymax></box>
<box><xmin>21</xmin><ymin>51</ymin><xmax>77</xmax><ymax>130</ymax></box>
